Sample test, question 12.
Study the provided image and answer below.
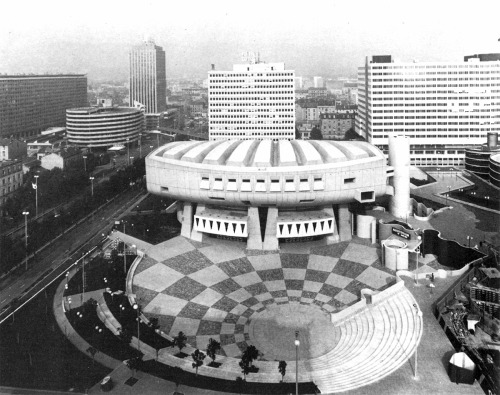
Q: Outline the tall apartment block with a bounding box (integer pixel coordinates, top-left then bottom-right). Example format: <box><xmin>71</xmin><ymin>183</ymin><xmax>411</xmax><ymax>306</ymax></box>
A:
<box><xmin>208</xmin><ymin>60</ymin><xmax>295</xmax><ymax>140</ymax></box>
<box><xmin>355</xmin><ymin>54</ymin><xmax>500</xmax><ymax>167</ymax></box>
<box><xmin>129</xmin><ymin>39</ymin><xmax>167</xmax><ymax>114</ymax></box>
<box><xmin>0</xmin><ymin>75</ymin><xmax>87</xmax><ymax>139</ymax></box>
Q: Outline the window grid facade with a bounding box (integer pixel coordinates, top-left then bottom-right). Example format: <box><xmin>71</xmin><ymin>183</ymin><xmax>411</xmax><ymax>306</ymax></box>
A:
<box><xmin>0</xmin><ymin>75</ymin><xmax>87</xmax><ymax>139</ymax></box>
<box><xmin>355</xmin><ymin>56</ymin><xmax>500</xmax><ymax>167</ymax></box>
<box><xmin>208</xmin><ymin>62</ymin><xmax>295</xmax><ymax>140</ymax></box>
<box><xmin>129</xmin><ymin>40</ymin><xmax>167</xmax><ymax>114</ymax></box>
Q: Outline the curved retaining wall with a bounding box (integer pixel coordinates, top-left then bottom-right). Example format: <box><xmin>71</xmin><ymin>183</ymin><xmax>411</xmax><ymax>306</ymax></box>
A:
<box><xmin>422</xmin><ymin>229</ymin><xmax>484</xmax><ymax>269</ymax></box>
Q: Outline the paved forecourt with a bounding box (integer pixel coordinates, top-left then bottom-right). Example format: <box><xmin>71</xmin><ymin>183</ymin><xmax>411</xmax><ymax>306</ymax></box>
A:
<box><xmin>113</xmin><ymin>233</ymin><xmax>423</xmax><ymax>392</ymax></box>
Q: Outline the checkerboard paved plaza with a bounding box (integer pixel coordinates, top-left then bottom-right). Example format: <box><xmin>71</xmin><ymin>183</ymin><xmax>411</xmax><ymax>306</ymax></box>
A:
<box><xmin>132</xmin><ymin>236</ymin><xmax>397</xmax><ymax>358</ymax></box>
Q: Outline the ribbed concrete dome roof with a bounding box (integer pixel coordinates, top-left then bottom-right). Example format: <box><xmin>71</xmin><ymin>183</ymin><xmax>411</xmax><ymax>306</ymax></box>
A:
<box><xmin>155</xmin><ymin>139</ymin><xmax>383</xmax><ymax>167</ymax></box>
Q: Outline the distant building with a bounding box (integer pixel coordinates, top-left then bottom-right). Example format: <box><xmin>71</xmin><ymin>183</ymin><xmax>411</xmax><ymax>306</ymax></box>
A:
<box><xmin>320</xmin><ymin>113</ymin><xmax>356</xmax><ymax>140</ymax></box>
<box><xmin>356</xmin><ymin>54</ymin><xmax>500</xmax><ymax>167</ymax></box>
<box><xmin>0</xmin><ymin>74</ymin><xmax>87</xmax><ymax>139</ymax></box>
<box><xmin>129</xmin><ymin>39</ymin><xmax>167</xmax><ymax>114</ymax></box>
<box><xmin>208</xmin><ymin>60</ymin><xmax>295</xmax><ymax>140</ymax></box>
<box><xmin>27</xmin><ymin>136</ymin><xmax>67</xmax><ymax>158</ymax></box>
<box><xmin>189</xmin><ymin>101</ymin><xmax>205</xmax><ymax>117</ymax></box>
<box><xmin>66</xmin><ymin>107</ymin><xmax>143</xmax><ymax>148</ymax></box>
<box><xmin>41</xmin><ymin>147</ymin><xmax>83</xmax><ymax>171</ymax></box>
<box><xmin>313</xmin><ymin>76</ymin><xmax>324</xmax><ymax>88</ymax></box>
<box><xmin>307</xmin><ymin>87</ymin><xmax>328</xmax><ymax>98</ymax></box>
<box><xmin>0</xmin><ymin>159</ymin><xmax>23</xmax><ymax>207</ymax></box>
<box><xmin>0</xmin><ymin>138</ymin><xmax>27</xmax><ymax>161</ymax></box>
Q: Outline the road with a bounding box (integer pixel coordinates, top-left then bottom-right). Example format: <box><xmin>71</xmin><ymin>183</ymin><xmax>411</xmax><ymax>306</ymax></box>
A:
<box><xmin>0</xmin><ymin>187</ymin><xmax>147</xmax><ymax>323</ymax></box>
<box><xmin>1</xmin><ymin>140</ymin><xmax>157</xmax><ymax>239</ymax></box>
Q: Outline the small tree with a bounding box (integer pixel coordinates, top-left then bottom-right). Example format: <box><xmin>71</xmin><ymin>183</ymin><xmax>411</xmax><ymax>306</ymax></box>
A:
<box><xmin>310</xmin><ymin>126</ymin><xmax>323</xmax><ymax>140</ymax></box>
<box><xmin>87</xmin><ymin>346</ymin><xmax>98</xmax><ymax>365</ymax></box>
<box><xmin>278</xmin><ymin>360</ymin><xmax>287</xmax><ymax>382</ymax></box>
<box><xmin>119</xmin><ymin>328</ymin><xmax>133</xmax><ymax>345</ymax></box>
<box><xmin>125</xmin><ymin>355</ymin><xmax>143</xmax><ymax>378</ymax></box>
<box><xmin>239</xmin><ymin>355</ymin><xmax>252</xmax><ymax>381</ymax></box>
<box><xmin>173</xmin><ymin>331</ymin><xmax>187</xmax><ymax>353</ymax></box>
<box><xmin>191</xmin><ymin>349</ymin><xmax>206</xmax><ymax>376</ymax></box>
<box><xmin>172</xmin><ymin>366</ymin><xmax>184</xmax><ymax>390</ymax></box>
<box><xmin>242</xmin><ymin>345</ymin><xmax>259</xmax><ymax>366</ymax></box>
<box><xmin>206</xmin><ymin>338</ymin><xmax>221</xmax><ymax>365</ymax></box>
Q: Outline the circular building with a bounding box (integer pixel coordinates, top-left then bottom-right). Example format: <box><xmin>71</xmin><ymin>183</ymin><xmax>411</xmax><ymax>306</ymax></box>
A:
<box><xmin>490</xmin><ymin>153</ymin><xmax>500</xmax><ymax>188</ymax></box>
<box><xmin>66</xmin><ymin>107</ymin><xmax>143</xmax><ymax>148</ymax></box>
<box><xmin>465</xmin><ymin>132</ymin><xmax>500</xmax><ymax>179</ymax></box>
<box><xmin>146</xmin><ymin>139</ymin><xmax>393</xmax><ymax>250</ymax></box>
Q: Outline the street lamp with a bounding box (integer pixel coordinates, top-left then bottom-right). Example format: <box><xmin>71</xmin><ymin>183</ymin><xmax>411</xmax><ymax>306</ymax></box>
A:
<box><xmin>33</xmin><ymin>175</ymin><xmax>39</xmax><ymax>217</ymax></box>
<box><xmin>446</xmin><ymin>185</ymin><xmax>451</xmax><ymax>205</ymax></box>
<box><xmin>22</xmin><ymin>211</ymin><xmax>29</xmax><ymax>270</ymax></box>
<box><xmin>83</xmin><ymin>155</ymin><xmax>87</xmax><ymax>173</ymax></box>
<box><xmin>413</xmin><ymin>304</ymin><xmax>423</xmax><ymax>379</ymax></box>
<box><xmin>295</xmin><ymin>330</ymin><xmax>300</xmax><ymax>395</ymax></box>
<box><xmin>81</xmin><ymin>255</ymin><xmax>86</xmax><ymax>304</ymax></box>
<box><xmin>415</xmin><ymin>236</ymin><xmax>422</xmax><ymax>285</ymax></box>
<box><xmin>467</xmin><ymin>236</ymin><xmax>473</xmax><ymax>248</ymax></box>
<box><xmin>127</xmin><ymin>138</ymin><xmax>130</xmax><ymax>166</ymax></box>
<box><xmin>133</xmin><ymin>303</ymin><xmax>141</xmax><ymax>352</ymax></box>
<box><xmin>89</xmin><ymin>176</ymin><xmax>95</xmax><ymax>197</ymax></box>
<box><xmin>139</xmin><ymin>133</ymin><xmax>142</xmax><ymax>158</ymax></box>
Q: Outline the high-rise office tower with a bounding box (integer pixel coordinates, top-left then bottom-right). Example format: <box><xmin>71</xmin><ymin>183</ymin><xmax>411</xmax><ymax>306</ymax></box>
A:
<box><xmin>129</xmin><ymin>38</ymin><xmax>167</xmax><ymax>114</ymax></box>
<box><xmin>355</xmin><ymin>54</ymin><xmax>500</xmax><ymax>168</ymax></box>
<box><xmin>0</xmin><ymin>74</ymin><xmax>87</xmax><ymax>139</ymax></box>
<box><xmin>208</xmin><ymin>56</ymin><xmax>295</xmax><ymax>140</ymax></box>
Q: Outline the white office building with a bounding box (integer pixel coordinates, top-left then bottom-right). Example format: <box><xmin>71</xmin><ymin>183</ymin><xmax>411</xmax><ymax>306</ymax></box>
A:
<box><xmin>208</xmin><ymin>61</ymin><xmax>295</xmax><ymax>140</ymax></box>
<box><xmin>355</xmin><ymin>54</ymin><xmax>500</xmax><ymax>167</ymax></box>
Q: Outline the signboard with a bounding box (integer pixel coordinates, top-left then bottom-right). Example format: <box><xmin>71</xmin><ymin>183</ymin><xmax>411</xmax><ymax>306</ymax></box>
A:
<box><xmin>392</xmin><ymin>227</ymin><xmax>410</xmax><ymax>240</ymax></box>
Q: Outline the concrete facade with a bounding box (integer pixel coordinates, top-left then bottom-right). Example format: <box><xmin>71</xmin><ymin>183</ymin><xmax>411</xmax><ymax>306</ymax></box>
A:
<box><xmin>146</xmin><ymin>139</ymin><xmax>392</xmax><ymax>250</ymax></box>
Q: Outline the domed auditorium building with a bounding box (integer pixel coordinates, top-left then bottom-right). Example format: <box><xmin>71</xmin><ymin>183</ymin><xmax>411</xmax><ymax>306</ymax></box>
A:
<box><xmin>146</xmin><ymin>138</ymin><xmax>396</xmax><ymax>250</ymax></box>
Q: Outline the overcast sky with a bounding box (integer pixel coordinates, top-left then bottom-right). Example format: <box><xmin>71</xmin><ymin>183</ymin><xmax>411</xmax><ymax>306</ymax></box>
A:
<box><xmin>1</xmin><ymin>0</ymin><xmax>499</xmax><ymax>81</ymax></box>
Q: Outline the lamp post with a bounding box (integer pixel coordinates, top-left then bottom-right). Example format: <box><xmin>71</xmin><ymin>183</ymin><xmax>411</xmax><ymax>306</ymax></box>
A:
<box><xmin>22</xmin><ymin>211</ymin><xmax>29</xmax><ymax>270</ymax></box>
<box><xmin>122</xmin><ymin>221</ymin><xmax>127</xmax><ymax>273</ymax></box>
<box><xmin>34</xmin><ymin>175</ymin><xmax>39</xmax><ymax>217</ymax></box>
<box><xmin>81</xmin><ymin>255</ymin><xmax>86</xmax><ymax>304</ymax></box>
<box><xmin>467</xmin><ymin>236</ymin><xmax>473</xmax><ymax>248</ymax></box>
<box><xmin>413</xmin><ymin>304</ymin><xmax>423</xmax><ymax>379</ymax></box>
<box><xmin>295</xmin><ymin>330</ymin><xmax>300</xmax><ymax>395</ymax></box>
<box><xmin>446</xmin><ymin>186</ymin><xmax>451</xmax><ymax>205</ymax></box>
<box><xmin>139</xmin><ymin>133</ymin><xmax>142</xmax><ymax>158</ymax></box>
<box><xmin>127</xmin><ymin>138</ymin><xmax>130</xmax><ymax>166</ymax></box>
<box><xmin>415</xmin><ymin>236</ymin><xmax>422</xmax><ymax>285</ymax></box>
<box><xmin>83</xmin><ymin>155</ymin><xmax>87</xmax><ymax>173</ymax></box>
<box><xmin>89</xmin><ymin>176</ymin><xmax>95</xmax><ymax>197</ymax></box>
<box><xmin>133</xmin><ymin>303</ymin><xmax>141</xmax><ymax>352</ymax></box>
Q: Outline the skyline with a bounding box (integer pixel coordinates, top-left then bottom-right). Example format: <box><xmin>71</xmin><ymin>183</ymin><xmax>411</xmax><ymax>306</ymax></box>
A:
<box><xmin>1</xmin><ymin>0</ymin><xmax>499</xmax><ymax>82</ymax></box>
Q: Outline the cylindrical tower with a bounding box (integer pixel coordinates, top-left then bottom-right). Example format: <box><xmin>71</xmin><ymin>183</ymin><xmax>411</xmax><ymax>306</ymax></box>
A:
<box><xmin>388</xmin><ymin>135</ymin><xmax>412</xmax><ymax>219</ymax></box>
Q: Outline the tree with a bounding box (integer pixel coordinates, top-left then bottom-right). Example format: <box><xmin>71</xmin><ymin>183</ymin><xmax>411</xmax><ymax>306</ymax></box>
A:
<box><xmin>278</xmin><ymin>360</ymin><xmax>287</xmax><ymax>382</ymax></box>
<box><xmin>172</xmin><ymin>366</ymin><xmax>184</xmax><ymax>391</ymax></box>
<box><xmin>87</xmin><ymin>346</ymin><xmax>98</xmax><ymax>365</ymax></box>
<box><xmin>242</xmin><ymin>345</ymin><xmax>259</xmax><ymax>366</ymax></box>
<box><xmin>295</xmin><ymin>127</ymin><xmax>301</xmax><ymax>140</ymax></box>
<box><xmin>173</xmin><ymin>331</ymin><xmax>187</xmax><ymax>353</ymax></box>
<box><xmin>206</xmin><ymin>338</ymin><xmax>221</xmax><ymax>365</ymax></box>
<box><xmin>125</xmin><ymin>355</ymin><xmax>143</xmax><ymax>378</ymax></box>
<box><xmin>119</xmin><ymin>328</ymin><xmax>133</xmax><ymax>345</ymax></box>
<box><xmin>239</xmin><ymin>355</ymin><xmax>252</xmax><ymax>381</ymax></box>
<box><xmin>191</xmin><ymin>349</ymin><xmax>206</xmax><ymax>376</ymax></box>
<box><xmin>310</xmin><ymin>126</ymin><xmax>323</xmax><ymax>140</ymax></box>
